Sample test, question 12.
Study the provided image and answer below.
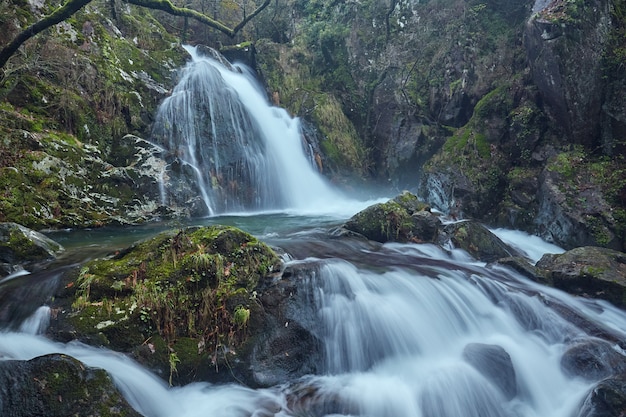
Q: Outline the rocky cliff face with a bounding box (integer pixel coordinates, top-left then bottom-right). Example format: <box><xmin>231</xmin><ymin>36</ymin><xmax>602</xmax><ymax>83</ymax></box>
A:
<box><xmin>252</xmin><ymin>0</ymin><xmax>626</xmax><ymax>251</ymax></box>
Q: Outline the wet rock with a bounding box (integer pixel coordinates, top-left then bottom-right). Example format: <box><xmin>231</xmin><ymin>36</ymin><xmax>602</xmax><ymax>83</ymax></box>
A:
<box><xmin>0</xmin><ymin>222</ymin><xmax>64</xmax><ymax>276</ymax></box>
<box><xmin>537</xmin><ymin>246</ymin><xmax>626</xmax><ymax>308</ymax></box>
<box><xmin>579</xmin><ymin>374</ymin><xmax>626</xmax><ymax>417</ymax></box>
<box><xmin>561</xmin><ymin>339</ymin><xmax>626</xmax><ymax>381</ymax></box>
<box><xmin>437</xmin><ymin>221</ymin><xmax>517</xmax><ymax>263</ymax></box>
<box><xmin>344</xmin><ymin>192</ymin><xmax>440</xmax><ymax>243</ymax></box>
<box><xmin>48</xmin><ymin>225</ymin><xmax>282</xmax><ymax>386</ymax></box>
<box><xmin>533</xmin><ymin>163</ymin><xmax>621</xmax><ymax>251</ymax></box>
<box><xmin>462</xmin><ymin>343</ymin><xmax>517</xmax><ymax>400</ymax></box>
<box><xmin>251</xmin><ymin>261</ymin><xmax>323</xmax><ymax>387</ymax></box>
<box><xmin>0</xmin><ymin>354</ymin><xmax>140</xmax><ymax>417</ymax></box>
<box><xmin>491</xmin><ymin>257</ymin><xmax>551</xmax><ymax>285</ymax></box>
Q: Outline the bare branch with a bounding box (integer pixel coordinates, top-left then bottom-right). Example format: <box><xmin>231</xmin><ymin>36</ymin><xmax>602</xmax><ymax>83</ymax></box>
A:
<box><xmin>0</xmin><ymin>0</ymin><xmax>272</xmax><ymax>69</ymax></box>
<box><xmin>0</xmin><ymin>0</ymin><xmax>93</xmax><ymax>69</ymax></box>
<box><xmin>125</xmin><ymin>0</ymin><xmax>236</xmax><ymax>36</ymax></box>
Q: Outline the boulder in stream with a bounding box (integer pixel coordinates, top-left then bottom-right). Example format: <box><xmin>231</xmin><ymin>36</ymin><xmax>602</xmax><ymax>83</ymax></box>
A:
<box><xmin>561</xmin><ymin>339</ymin><xmax>626</xmax><ymax>381</ymax></box>
<box><xmin>343</xmin><ymin>191</ymin><xmax>440</xmax><ymax>243</ymax></box>
<box><xmin>0</xmin><ymin>353</ymin><xmax>140</xmax><ymax>417</ymax></box>
<box><xmin>49</xmin><ymin>225</ymin><xmax>282</xmax><ymax>386</ymax></box>
<box><xmin>579</xmin><ymin>373</ymin><xmax>626</xmax><ymax>417</ymax></box>
<box><xmin>536</xmin><ymin>246</ymin><xmax>626</xmax><ymax>308</ymax></box>
<box><xmin>462</xmin><ymin>343</ymin><xmax>517</xmax><ymax>400</ymax></box>
<box><xmin>436</xmin><ymin>220</ymin><xmax>517</xmax><ymax>263</ymax></box>
<box><xmin>0</xmin><ymin>222</ymin><xmax>64</xmax><ymax>276</ymax></box>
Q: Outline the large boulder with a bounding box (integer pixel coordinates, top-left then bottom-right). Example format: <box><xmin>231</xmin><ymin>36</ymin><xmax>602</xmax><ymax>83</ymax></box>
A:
<box><xmin>0</xmin><ymin>354</ymin><xmax>140</xmax><ymax>417</ymax></box>
<box><xmin>537</xmin><ymin>246</ymin><xmax>626</xmax><ymax>308</ymax></box>
<box><xmin>49</xmin><ymin>225</ymin><xmax>282</xmax><ymax>386</ymax></box>
<box><xmin>0</xmin><ymin>222</ymin><xmax>64</xmax><ymax>276</ymax></box>
<box><xmin>343</xmin><ymin>192</ymin><xmax>440</xmax><ymax>243</ymax></box>
<box><xmin>462</xmin><ymin>343</ymin><xmax>517</xmax><ymax>400</ymax></box>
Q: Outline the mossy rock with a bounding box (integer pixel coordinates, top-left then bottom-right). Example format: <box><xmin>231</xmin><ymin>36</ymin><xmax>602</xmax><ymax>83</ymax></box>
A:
<box><xmin>344</xmin><ymin>191</ymin><xmax>439</xmax><ymax>243</ymax></box>
<box><xmin>537</xmin><ymin>246</ymin><xmax>626</xmax><ymax>308</ymax></box>
<box><xmin>0</xmin><ymin>354</ymin><xmax>141</xmax><ymax>417</ymax></box>
<box><xmin>0</xmin><ymin>222</ymin><xmax>64</xmax><ymax>275</ymax></box>
<box><xmin>53</xmin><ymin>225</ymin><xmax>281</xmax><ymax>385</ymax></box>
<box><xmin>438</xmin><ymin>221</ymin><xmax>516</xmax><ymax>262</ymax></box>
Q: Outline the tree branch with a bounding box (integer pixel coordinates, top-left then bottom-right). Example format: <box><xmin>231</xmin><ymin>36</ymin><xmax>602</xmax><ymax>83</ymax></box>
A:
<box><xmin>125</xmin><ymin>0</ymin><xmax>236</xmax><ymax>36</ymax></box>
<box><xmin>232</xmin><ymin>0</ymin><xmax>272</xmax><ymax>34</ymax></box>
<box><xmin>0</xmin><ymin>0</ymin><xmax>272</xmax><ymax>70</ymax></box>
<box><xmin>124</xmin><ymin>0</ymin><xmax>272</xmax><ymax>38</ymax></box>
<box><xmin>0</xmin><ymin>0</ymin><xmax>93</xmax><ymax>70</ymax></box>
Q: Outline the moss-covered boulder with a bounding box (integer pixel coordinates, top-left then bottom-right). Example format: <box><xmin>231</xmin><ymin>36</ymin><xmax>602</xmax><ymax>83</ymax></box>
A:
<box><xmin>437</xmin><ymin>221</ymin><xmax>517</xmax><ymax>263</ymax></box>
<box><xmin>343</xmin><ymin>192</ymin><xmax>439</xmax><ymax>243</ymax></box>
<box><xmin>0</xmin><ymin>354</ymin><xmax>140</xmax><ymax>417</ymax></box>
<box><xmin>50</xmin><ymin>225</ymin><xmax>281</xmax><ymax>385</ymax></box>
<box><xmin>537</xmin><ymin>246</ymin><xmax>626</xmax><ymax>308</ymax></box>
<box><xmin>0</xmin><ymin>222</ymin><xmax>64</xmax><ymax>276</ymax></box>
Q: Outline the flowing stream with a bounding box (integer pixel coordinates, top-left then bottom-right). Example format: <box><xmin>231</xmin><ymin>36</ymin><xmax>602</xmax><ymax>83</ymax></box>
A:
<box><xmin>3</xmin><ymin>219</ymin><xmax>626</xmax><ymax>417</ymax></box>
<box><xmin>2</xmin><ymin>47</ymin><xmax>626</xmax><ymax>417</ymax></box>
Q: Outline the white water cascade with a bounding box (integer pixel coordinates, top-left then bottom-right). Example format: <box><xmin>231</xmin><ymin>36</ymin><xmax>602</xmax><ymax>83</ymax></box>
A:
<box><xmin>152</xmin><ymin>45</ymin><xmax>347</xmax><ymax>216</ymax></box>
<box><xmin>2</xmin><ymin>229</ymin><xmax>626</xmax><ymax>417</ymax></box>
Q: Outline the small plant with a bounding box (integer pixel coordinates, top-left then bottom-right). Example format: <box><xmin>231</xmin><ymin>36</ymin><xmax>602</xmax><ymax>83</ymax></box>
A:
<box><xmin>168</xmin><ymin>351</ymin><xmax>180</xmax><ymax>386</ymax></box>
<box><xmin>72</xmin><ymin>266</ymin><xmax>95</xmax><ymax>310</ymax></box>
<box><xmin>232</xmin><ymin>305</ymin><xmax>250</xmax><ymax>329</ymax></box>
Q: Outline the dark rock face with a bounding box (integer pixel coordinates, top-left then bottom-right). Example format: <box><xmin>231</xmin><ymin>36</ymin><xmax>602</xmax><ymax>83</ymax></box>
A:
<box><xmin>251</xmin><ymin>261</ymin><xmax>324</xmax><ymax>387</ymax></box>
<box><xmin>579</xmin><ymin>374</ymin><xmax>626</xmax><ymax>417</ymax></box>
<box><xmin>0</xmin><ymin>222</ymin><xmax>64</xmax><ymax>276</ymax></box>
<box><xmin>437</xmin><ymin>221</ymin><xmax>517</xmax><ymax>263</ymax></box>
<box><xmin>537</xmin><ymin>246</ymin><xmax>626</xmax><ymax>308</ymax></box>
<box><xmin>533</xmin><ymin>157</ymin><xmax>622</xmax><ymax>250</ymax></box>
<box><xmin>0</xmin><ymin>354</ymin><xmax>141</xmax><ymax>417</ymax></box>
<box><xmin>561</xmin><ymin>339</ymin><xmax>626</xmax><ymax>381</ymax></box>
<box><xmin>462</xmin><ymin>343</ymin><xmax>517</xmax><ymax>400</ymax></box>
<box><xmin>524</xmin><ymin>0</ymin><xmax>611</xmax><ymax>147</ymax></box>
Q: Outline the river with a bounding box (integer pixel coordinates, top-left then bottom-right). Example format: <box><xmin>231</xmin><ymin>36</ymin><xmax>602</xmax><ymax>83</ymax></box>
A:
<box><xmin>2</xmin><ymin>213</ymin><xmax>626</xmax><ymax>417</ymax></box>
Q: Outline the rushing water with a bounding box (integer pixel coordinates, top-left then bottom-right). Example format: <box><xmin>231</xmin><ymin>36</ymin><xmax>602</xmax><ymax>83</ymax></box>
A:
<box><xmin>2</xmin><ymin>217</ymin><xmax>626</xmax><ymax>417</ymax></box>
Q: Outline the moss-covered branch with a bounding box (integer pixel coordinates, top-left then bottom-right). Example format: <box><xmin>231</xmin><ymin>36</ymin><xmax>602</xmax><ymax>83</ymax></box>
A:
<box><xmin>0</xmin><ymin>0</ymin><xmax>272</xmax><ymax>69</ymax></box>
<box><xmin>0</xmin><ymin>0</ymin><xmax>93</xmax><ymax>70</ymax></box>
<box><xmin>125</xmin><ymin>0</ymin><xmax>271</xmax><ymax>37</ymax></box>
<box><xmin>125</xmin><ymin>0</ymin><xmax>235</xmax><ymax>36</ymax></box>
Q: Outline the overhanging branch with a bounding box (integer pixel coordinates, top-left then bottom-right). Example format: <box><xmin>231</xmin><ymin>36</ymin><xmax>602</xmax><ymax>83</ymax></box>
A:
<box><xmin>0</xmin><ymin>0</ymin><xmax>272</xmax><ymax>70</ymax></box>
<box><xmin>0</xmin><ymin>0</ymin><xmax>93</xmax><ymax>70</ymax></box>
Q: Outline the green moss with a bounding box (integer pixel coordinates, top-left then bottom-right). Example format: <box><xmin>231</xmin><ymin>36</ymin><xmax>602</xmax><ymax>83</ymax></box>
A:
<box><xmin>70</xmin><ymin>225</ymin><xmax>281</xmax><ymax>354</ymax></box>
<box><xmin>547</xmin><ymin>148</ymin><xmax>586</xmax><ymax>179</ymax></box>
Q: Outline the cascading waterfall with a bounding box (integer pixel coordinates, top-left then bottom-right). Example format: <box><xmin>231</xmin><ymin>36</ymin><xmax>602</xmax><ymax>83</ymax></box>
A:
<box><xmin>3</xmin><ymin>230</ymin><xmax>625</xmax><ymax>417</ymax></box>
<box><xmin>152</xmin><ymin>45</ymin><xmax>344</xmax><ymax>216</ymax></box>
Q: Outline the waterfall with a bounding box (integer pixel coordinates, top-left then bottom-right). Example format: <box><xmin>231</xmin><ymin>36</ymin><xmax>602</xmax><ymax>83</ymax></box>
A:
<box><xmin>152</xmin><ymin>45</ymin><xmax>345</xmax><ymax>216</ymax></box>
<box><xmin>2</xmin><ymin>229</ymin><xmax>626</xmax><ymax>417</ymax></box>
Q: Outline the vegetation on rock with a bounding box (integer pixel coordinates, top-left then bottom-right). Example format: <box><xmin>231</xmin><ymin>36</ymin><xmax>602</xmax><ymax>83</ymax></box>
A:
<box><xmin>53</xmin><ymin>225</ymin><xmax>281</xmax><ymax>384</ymax></box>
